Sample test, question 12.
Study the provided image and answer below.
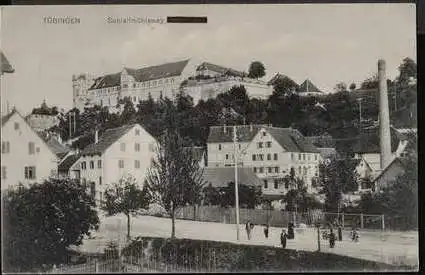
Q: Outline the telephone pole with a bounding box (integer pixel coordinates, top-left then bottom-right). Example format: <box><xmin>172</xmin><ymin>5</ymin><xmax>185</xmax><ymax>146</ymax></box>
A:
<box><xmin>233</xmin><ymin>125</ymin><xmax>240</xmax><ymax>241</ymax></box>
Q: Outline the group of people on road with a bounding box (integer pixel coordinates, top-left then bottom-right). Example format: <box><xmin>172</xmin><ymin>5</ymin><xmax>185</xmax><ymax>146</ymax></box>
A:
<box><xmin>244</xmin><ymin>219</ymin><xmax>360</xmax><ymax>250</ymax></box>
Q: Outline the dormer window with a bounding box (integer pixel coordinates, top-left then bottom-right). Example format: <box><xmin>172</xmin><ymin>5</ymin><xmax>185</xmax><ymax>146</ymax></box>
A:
<box><xmin>14</xmin><ymin>123</ymin><xmax>19</xmax><ymax>130</ymax></box>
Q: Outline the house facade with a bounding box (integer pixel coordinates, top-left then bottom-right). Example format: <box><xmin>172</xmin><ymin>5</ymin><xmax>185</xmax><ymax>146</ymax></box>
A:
<box><xmin>72</xmin><ymin>59</ymin><xmax>195</xmax><ymax>112</ymax></box>
<box><xmin>207</xmin><ymin>125</ymin><xmax>321</xmax><ymax>197</ymax></box>
<box><xmin>76</xmin><ymin>123</ymin><xmax>157</xmax><ymax>203</ymax></box>
<box><xmin>373</xmin><ymin>157</ymin><xmax>406</xmax><ymax>192</ymax></box>
<box><xmin>1</xmin><ymin>109</ymin><xmax>60</xmax><ymax>190</ymax></box>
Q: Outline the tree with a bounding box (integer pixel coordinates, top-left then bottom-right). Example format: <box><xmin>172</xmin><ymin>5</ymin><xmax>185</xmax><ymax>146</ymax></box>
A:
<box><xmin>349</xmin><ymin>83</ymin><xmax>356</xmax><ymax>91</ymax></box>
<box><xmin>396</xmin><ymin>57</ymin><xmax>417</xmax><ymax>87</ymax></box>
<box><xmin>102</xmin><ymin>175</ymin><xmax>151</xmax><ymax>240</ymax></box>
<box><xmin>2</xmin><ymin>178</ymin><xmax>99</xmax><ymax>272</ymax></box>
<box><xmin>317</xmin><ymin>157</ymin><xmax>359</xmax><ymax>214</ymax></box>
<box><xmin>248</xmin><ymin>61</ymin><xmax>266</xmax><ymax>79</ymax></box>
<box><xmin>271</xmin><ymin>76</ymin><xmax>299</xmax><ymax>97</ymax></box>
<box><xmin>145</xmin><ymin>102</ymin><xmax>206</xmax><ymax>238</ymax></box>
<box><xmin>334</xmin><ymin>82</ymin><xmax>347</xmax><ymax>93</ymax></box>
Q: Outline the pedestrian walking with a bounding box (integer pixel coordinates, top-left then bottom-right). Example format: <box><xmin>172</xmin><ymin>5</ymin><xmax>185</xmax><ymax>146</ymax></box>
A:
<box><xmin>263</xmin><ymin>224</ymin><xmax>269</xmax><ymax>239</ymax></box>
<box><xmin>287</xmin><ymin>222</ymin><xmax>294</xmax><ymax>239</ymax></box>
<box><xmin>246</xmin><ymin>221</ymin><xmax>252</xmax><ymax>240</ymax></box>
<box><xmin>329</xmin><ymin>228</ymin><xmax>336</xmax><ymax>248</ymax></box>
<box><xmin>280</xmin><ymin>229</ymin><xmax>288</xmax><ymax>249</ymax></box>
<box><xmin>337</xmin><ymin>223</ymin><xmax>342</xmax><ymax>241</ymax></box>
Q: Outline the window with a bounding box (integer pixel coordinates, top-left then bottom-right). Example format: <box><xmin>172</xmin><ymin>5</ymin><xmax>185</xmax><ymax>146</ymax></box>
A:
<box><xmin>253</xmin><ymin>167</ymin><xmax>257</xmax><ymax>173</ymax></box>
<box><xmin>1</xmin><ymin>166</ymin><xmax>6</xmax><ymax>179</ymax></box>
<box><xmin>1</xmin><ymin>141</ymin><xmax>10</xmax><ymax>154</ymax></box>
<box><xmin>303</xmin><ymin>166</ymin><xmax>308</xmax><ymax>175</ymax></box>
<box><xmin>135</xmin><ymin>143</ymin><xmax>140</xmax><ymax>152</ymax></box>
<box><xmin>274</xmin><ymin>180</ymin><xmax>279</xmax><ymax>189</ymax></box>
<box><xmin>308</xmin><ymin>154</ymin><xmax>311</xmax><ymax>161</ymax></box>
<box><xmin>291</xmin><ymin>153</ymin><xmax>294</xmax><ymax>160</ymax></box>
<box><xmin>258</xmin><ymin>142</ymin><xmax>263</xmax><ymax>148</ymax></box>
<box><xmin>298</xmin><ymin>154</ymin><xmax>301</xmax><ymax>160</ymax></box>
<box><xmin>135</xmin><ymin>160</ymin><xmax>140</xmax><ymax>169</ymax></box>
<box><xmin>218</xmin><ymin>144</ymin><xmax>222</xmax><ymax>150</ymax></box>
<box><xmin>81</xmin><ymin>161</ymin><xmax>86</xmax><ymax>170</ymax></box>
<box><xmin>267</xmin><ymin>154</ymin><xmax>271</xmax><ymax>161</ymax></box>
<box><xmin>98</xmin><ymin>160</ymin><xmax>102</xmax><ymax>168</ymax></box>
<box><xmin>133</xmin><ymin>96</ymin><xmax>137</xmax><ymax>102</ymax></box>
<box><xmin>120</xmin><ymin>143</ymin><xmax>126</xmax><ymax>152</ymax></box>
<box><xmin>135</xmin><ymin>129</ymin><xmax>140</xmax><ymax>135</ymax></box>
<box><xmin>226</xmin><ymin>154</ymin><xmax>229</xmax><ymax>160</ymax></box>
<box><xmin>264</xmin><ymin>180</ymin><xmax>268</xmax><ymax>189</ymax></box>
<box><xmin>259</xmin><ymin>154</ymin><xmax>264</xmax><ymax>161</ymax></box>
<box><xmin>100</xmin><ymin>191</ymin><xmax>103</xmax><ymax>202</ymax></box>
<box><xmin>24</xmin><ymin>166</ymin><xmax>36</xmax><ymax>180</ymax></box>
<box><xmin>99</xmin><ymin>176</ymin><xmax>102</xmax><ymax>185</ymax></box>
<box><xmin>28</xmin><ymin>142</ymin><xmax>35</xmax><ymax>155</ymax></box>
<box><xmin>266</xmin><ymin>141</ymin><xmax>272</xmax><ymax>148</ymax></box>
<box><xmin>303</xmin><ymin>154</ymin><xmax>306</xmax><ymax>161</ymax></box>
<box><xmin>252</xmin><ymin>154</ymin><xmax>256</xmax><ymax>161</ymax></box>
<box><xmin>133</xmin><ymin>83</ymin><xmax>136</xmax><ymax>88</ymax></box>
<box><xmin>315</xmin><ymin>154</ymin><xmax>318</xmax><ymax>161</ymax></box>
<box><xmin>14</xmin><ymin>122</ymin><xmax>19</xmax><ymax>130</ymax></box>
<box><xmin>160</xmin><ymin>91</ymin><xmax>163</xmax><ymax>98</ymax></box>
<box><xmin>275</xmin><ymin>167</ymin><xmax>279</xmax><ymax>173</ymax></box>
<box><xmin>259</xmin><ymin>167</ymin><xmax>264</xmax><ymax>173</ymax></box>
<box><xmin>123</xmin><ymin>84</ymin><xmax>128</xmax><ymax>88</ymax></box>
<box><xmin>89</xmin><ymin>161</ymin><xmax>94</xmax><ymax>169</ymax></box>
<box><xmin>274</xmin><ymin>153</ymin><xmax>278</xmax><ymax>161</ymax></box>
<box><xmin>239</xmin><ymin>144</ymin><xmax>241</xmax><ymax>150</ymax></box>
<box><xmin>298</xmin><ymin>166</ymin><xmax>302</xmax><ymax>175</ymax></box>
<box><xmin>153</xmin><ymin>81</ymin><xmax>157</xmax><ymax>86</ymax></box>
<box><xmin>268</xmin><ymin>167</ymin><xmax>272</xmax><ymax>173</ymax></box>
<box><xmin>118</xmin><ymin>160</ymin><xmax>124</xmax><ymax>168</ymax></box>
<box><xmin>262</xmin><ymin>131</ymin><xmax>266</xmax><ymax>137</ymax></box>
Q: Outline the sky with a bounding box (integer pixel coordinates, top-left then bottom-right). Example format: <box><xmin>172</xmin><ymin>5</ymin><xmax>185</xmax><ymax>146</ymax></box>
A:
<box><xmin>0</xmin><ymin>4</ymin><xmax>416</xmax><ymax>115</ymax></box>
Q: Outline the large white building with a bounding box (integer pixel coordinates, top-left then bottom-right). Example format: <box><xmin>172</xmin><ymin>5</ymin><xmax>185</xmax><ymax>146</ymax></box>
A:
<box><xmin>182</xmin><ymin>62</ymin><xmax>273</xmax><ymax>104</ymax></box>
<box><xmin>72</xmin><ymin>59</ymin><xmax>195</xmax><ymax>112</ymax></box>
<box><xmin>206</xmin><ymin>124</ymin><xmax>321</xmax><ymax>198</ymax></box>
<box><xmin>1</xmin><ymin>109</ymin><xmax>63</xmax><ymax>190</ymax></box>
<box><xmin>74</xmin><ymin>123</ymin><xmax>157</xmax><ymax>203</ymax></box>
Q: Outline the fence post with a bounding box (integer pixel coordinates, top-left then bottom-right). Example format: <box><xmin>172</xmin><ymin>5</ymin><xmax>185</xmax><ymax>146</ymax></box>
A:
<box><xmin>381</xmin><ymin>214</ymin><xmax>385</xmax><ymax>231</ymax></box>
<box><xmin>360</xmin><ymin>213</ymin><xmax>364</xmax><ymax>229</ymax></box>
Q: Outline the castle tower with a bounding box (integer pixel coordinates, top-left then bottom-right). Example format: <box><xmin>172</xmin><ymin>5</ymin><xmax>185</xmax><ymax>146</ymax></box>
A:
<box><xmin>378</xmin><ymin>59</ymin><xmax>392</xmax><ymax>170</ymax></box>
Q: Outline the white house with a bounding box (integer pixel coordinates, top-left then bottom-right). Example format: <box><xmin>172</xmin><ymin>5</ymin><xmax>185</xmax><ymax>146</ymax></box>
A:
<box><xmin>76</xmin><ymin>123</ymin><xmax>157</xmax><ymax>203</ymax></box>
<box><xmin>207</xmin><ymin>124</ymin><xmax>321</xmax><ymax>199</ymax></box>
<box><xmin>1</xmin><ymin>109</ymin><xmax>61</xmax><ymax>190</ymax></box>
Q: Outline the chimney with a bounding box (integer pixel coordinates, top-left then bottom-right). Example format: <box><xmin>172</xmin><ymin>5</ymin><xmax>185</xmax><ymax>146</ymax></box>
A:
<box><xmin>95</xmin><ymin>130</ymin><xmax>99</xmax><ymax>144</ymax></box>
<box><xmin>378</xmin><ymin>59</ymin><xmax>392</xmax><ymax>169</ymax></box>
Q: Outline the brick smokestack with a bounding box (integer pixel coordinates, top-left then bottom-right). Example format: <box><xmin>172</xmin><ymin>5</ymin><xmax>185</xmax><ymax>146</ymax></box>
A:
<box><xmin>378</xmin><ymin>59</ymin><xmax>392</xmax><ymax>170</ymax></box>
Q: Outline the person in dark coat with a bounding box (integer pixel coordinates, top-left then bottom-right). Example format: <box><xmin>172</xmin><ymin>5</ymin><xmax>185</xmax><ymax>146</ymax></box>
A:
<box><xmin>264</xmin><ymin>224</ymin><xmax>269</xmax><ymax>239</ymax></box>
<box><xmin>246</xmin><ymin>221</ymin><xmax>252</xmax><ymax>240</ymax></box>
<box><xmin>337</xmin><ymin>223</ymin><xmax>342</xmax><ymax>241</ymax></box>
<box><xmin>280</xmin><ymin>229</ymin><xmax>288</xmax><ymax>248</ymax></box>
<box><xmin>287</xmin><ymin>222</ymin><xmax>294</xmax><ymax>239</ymax></box>
<box><xmin>329</xmin><ymin>228</ymin><xmax>336</xmax><ymax>248</ymax></box>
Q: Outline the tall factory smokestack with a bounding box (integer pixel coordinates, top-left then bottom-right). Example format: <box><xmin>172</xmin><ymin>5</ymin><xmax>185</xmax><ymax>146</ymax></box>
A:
<box><xmin>378</xmin><ymin>59</ymin><xmax>392</xmax><ymax>170</ymax></box>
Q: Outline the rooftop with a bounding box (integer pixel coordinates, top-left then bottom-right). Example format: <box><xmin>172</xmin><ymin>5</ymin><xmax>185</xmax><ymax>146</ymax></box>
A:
<box><xmin>58</xmin><ymin>153</ymin><xmax>81</xmax><ymax>172</ymax></box>
<box><xmin>81</xmin><ymin>124</ymin><xmax>137</xmax><ymax>156</ymax></box>
<box><xmin>202</xmin><ymin>167</ymin><xmax>262</xmax><ymax>188</ymax></box>
<box><xmin>196</xmin><ymin>62</ymin><xmax>245</xmax><ymax>78</ymax></box>
<box><xmin>1</xmin><ymin>51</ymin><xmax>14</xmax><ymax>74</ymax></box>
<box><xmin>298</xmin><ymin>79</ymin><xmax>323</xmax><ymax>94</ymax></box>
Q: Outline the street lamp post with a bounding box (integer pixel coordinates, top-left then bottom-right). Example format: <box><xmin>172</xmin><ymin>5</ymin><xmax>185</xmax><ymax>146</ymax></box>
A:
<box><xmin>233</xmin><ymin>125</ymin><xmax>240</xmax><ymax>241</ymax></box>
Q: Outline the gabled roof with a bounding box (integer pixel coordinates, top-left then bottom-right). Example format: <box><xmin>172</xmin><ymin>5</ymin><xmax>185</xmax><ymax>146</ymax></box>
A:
<box><xmin>298</xmin><ymin>79</ymin><xmax>322</xmax><ymax>94</ymax></box>
<box><xmin>39</xmin><ymin>134</ymin><xmax>70</xmax><ymax>157</ymax></box>
<box><xmin>1</xmin><ymin>108</ymin><xmax>18</xmax><ymax>127</ymax></box>
<box><xmin>88</xmin><ymin>73</ymin><xmax>121</xmax><ymax>90</ymax></box>
<box><xmin>81</xmin><ymin>124</ymin><xmax>136</xmax><ymax>156</ymax></box>
<box><xmin>1</xmin><ymin>51</ymin><xmax>14</xmax><ymax>74</ymax></box>
<box><xmin>202</xmin><ymin>167</ymin><xmax>262</xmax><ymax>188</ymax></box>
<box><xmin>88</xmin><ymin>59</ymin><xmax>190</xmax><ymax>90</ymax></box>
<box><xmin>207</xmin><ymin>124</ymin><xmax>268</xmax><ymax>143</ymax></box>
<box><xmin>196</xmin><ymin>62</ymin><xmax>245</xmax><ymax>78</ymax></box>
<box><xmin>207</xmin><ymin>125</ymin><xmax>319</xmax><ymax>153</ymax></box>
<box><xmin>58</xmin><ymin>153</ymin><xmax>81</xmax><ymax>172</ymax></box>
<box><xmin>373</xmin><ymin>157</ymin><xmax>406</xmax><ymax>183</ymax></box>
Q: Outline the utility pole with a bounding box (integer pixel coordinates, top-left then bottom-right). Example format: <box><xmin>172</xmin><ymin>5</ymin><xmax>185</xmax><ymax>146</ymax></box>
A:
<box><xmin>233</xmin><ymin>125</ymin><xmax>240</xmax><ymax>241</ymax></box>
<box><xmin>357</xmin><ymin>98</ymin><xmax>363</xmax><ymax>131</ymax></box>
